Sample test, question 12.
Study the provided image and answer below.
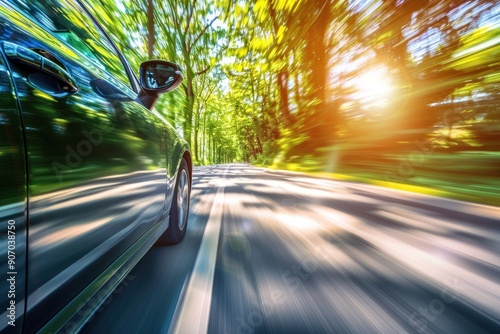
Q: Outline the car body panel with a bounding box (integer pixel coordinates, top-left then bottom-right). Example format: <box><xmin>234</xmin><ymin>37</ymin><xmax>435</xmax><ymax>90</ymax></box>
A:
<box><xmin>0</xmin><ymin>0</ymin><xmax>190</xmax><ymax>332</ymax></box>
<box><xmin>0</xmin><ymin>35</ymin><xmax>28</xmax><ymax>333</ymax></box>
<box><xmin>39</xmin><ymin>215</ymin><xmax>170</xmax><ymax>334</ymax></box>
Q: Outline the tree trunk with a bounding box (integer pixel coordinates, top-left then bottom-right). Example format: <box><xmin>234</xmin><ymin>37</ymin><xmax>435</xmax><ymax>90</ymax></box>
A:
<box><xmin>193</xmin><ymin>126</ymin><xmax>199</xmax><ymax>163</ymax></box>
<box><xmin>278</xmin><ymin>69</ymin><xmax>291</xmax><ymax>125</ymax></box>
<box><xmin>304</xmin><ymin>0</ymin><xmax>334</xmax><ymax>148</ymax></box>
<box><xmin>212</xmin><ymin>136</ymin><xmax>216</xmax><ymax>163</ymax></box>
<box><xmin>207</xmin><ymin>132</ymin><xmax>211</xmax><ymax>164</ymax></box>
<box><xmin>202</xmin><ymin>113</ymin><xmax>206</xmax><ymax>163</ymax></box>
<box><xmin>183</xmin><ymin>69</ymin><xmax>195</xmax><ymax>149</ymax></box>
<box><xmin>268</xmin><ymin>1</ymin><xmax>291</xmax><ymax>126</ymax></box>
<box><xmin>147</xmin><ymin>0</ymin><xmax>155</xmax><ymax>59</ymax></box>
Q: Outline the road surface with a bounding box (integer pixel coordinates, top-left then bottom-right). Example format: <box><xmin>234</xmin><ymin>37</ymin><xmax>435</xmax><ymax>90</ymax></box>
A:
<box><xmin>81</xmin><ymin>164</ymin><xmax>500</xmax><ymax>334</ymax></box>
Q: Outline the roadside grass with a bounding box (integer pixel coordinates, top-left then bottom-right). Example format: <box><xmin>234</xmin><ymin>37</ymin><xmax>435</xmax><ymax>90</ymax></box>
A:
<box><xmin>257</xmin><ymin>151</ymin><xmax>500</xmax><ymax>207</ymax></box>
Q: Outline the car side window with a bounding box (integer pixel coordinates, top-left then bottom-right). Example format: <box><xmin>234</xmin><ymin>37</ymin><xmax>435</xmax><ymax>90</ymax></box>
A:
<box><xmin>14</xmin><ymin>0</ymin><xmax>132</xmax><ymax>89</ymax></box>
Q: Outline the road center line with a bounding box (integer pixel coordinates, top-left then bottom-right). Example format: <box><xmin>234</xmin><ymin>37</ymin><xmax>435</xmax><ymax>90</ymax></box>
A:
<box><xmin>169</xmin><ymin>166</ymin><xmax>228</xmax><ymax>334</ymax></box>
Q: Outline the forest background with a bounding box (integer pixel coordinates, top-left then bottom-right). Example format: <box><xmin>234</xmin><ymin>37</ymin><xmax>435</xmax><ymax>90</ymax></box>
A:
<box><xmin>88</xmin><ymin>0</ymin><xmax>500</xmax><ymax>205</ymax></box>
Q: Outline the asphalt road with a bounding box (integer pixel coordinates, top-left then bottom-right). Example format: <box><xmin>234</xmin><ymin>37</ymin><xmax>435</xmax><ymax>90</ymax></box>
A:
<box><xmin>81</xmin><ymin>164</ymin><xmax>500</xmax><ymax>334</ymax></box>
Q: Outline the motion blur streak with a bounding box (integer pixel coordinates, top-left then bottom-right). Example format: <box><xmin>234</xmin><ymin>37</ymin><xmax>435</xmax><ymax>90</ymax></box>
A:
<box><xmin>169</xmin><ymin>167</ymin><xmax>227</xmax><ymax>334</ymax></box>
<box><xmin>82</xmin><ymin>164</ymin><xmax>500</xmax><ymax>334</ymax></box>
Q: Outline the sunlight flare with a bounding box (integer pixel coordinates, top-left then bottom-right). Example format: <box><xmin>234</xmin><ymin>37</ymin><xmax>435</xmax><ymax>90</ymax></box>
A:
<box><xmin>354</xmin><ymin>67</ymin><xmax>394</xmax><ymax>109</ymax></box>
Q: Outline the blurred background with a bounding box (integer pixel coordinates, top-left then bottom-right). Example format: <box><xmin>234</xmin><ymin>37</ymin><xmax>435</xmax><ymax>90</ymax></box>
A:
<box><xmin>88</xmin><ymin>0</ymin><xmax>499</xmax><ymax>206</ymax></box>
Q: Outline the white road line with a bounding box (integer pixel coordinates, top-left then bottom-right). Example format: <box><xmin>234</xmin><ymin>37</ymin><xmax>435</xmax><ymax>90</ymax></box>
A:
<box><xmin>169</xmin><ymin>166</ymin><xmax>228</xmax><ymax>334</ymax></box>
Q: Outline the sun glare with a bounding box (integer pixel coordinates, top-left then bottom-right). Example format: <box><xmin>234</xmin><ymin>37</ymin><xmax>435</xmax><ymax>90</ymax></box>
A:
<box><xmin>353</xmin><ymin>67</ymin><xmax>393</xmax><ymax>109</ymax></box>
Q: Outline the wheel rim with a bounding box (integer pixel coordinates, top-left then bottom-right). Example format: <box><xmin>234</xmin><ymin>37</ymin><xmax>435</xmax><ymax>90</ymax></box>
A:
<box><xmin>177</xmin><ymin>169</ymin><xmax>189</xmax><ymax>231</ymax></box>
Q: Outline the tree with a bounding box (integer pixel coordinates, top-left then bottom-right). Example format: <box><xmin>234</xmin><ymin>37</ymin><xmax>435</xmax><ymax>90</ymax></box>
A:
<box><xmin>364</xmin><ymin>0</ymin><xmax>497</xmax><ymax>140</ymax></box>
<box><xmin>153</xmin><ymin>0</ymin><xmax>224</xmax><ymax>150</ymax></box>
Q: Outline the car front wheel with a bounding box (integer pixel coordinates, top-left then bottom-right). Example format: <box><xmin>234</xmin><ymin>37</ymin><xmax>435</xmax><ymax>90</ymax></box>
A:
<box><xmin>159</xmin><ymin>158</ymin><xmax>191</xmax><ymax>245</ymax></box>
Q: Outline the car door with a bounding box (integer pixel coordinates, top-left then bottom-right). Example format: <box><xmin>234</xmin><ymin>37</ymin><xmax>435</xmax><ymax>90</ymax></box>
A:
<box><xmin>0</xmin><ymin>30</ymin><xmax>28</xmax><ymax>333</ymax></box>
<box><xmin>0</xmin><ymin>0</ymin><xmax>170</xmax><ymax>331</ymax></box>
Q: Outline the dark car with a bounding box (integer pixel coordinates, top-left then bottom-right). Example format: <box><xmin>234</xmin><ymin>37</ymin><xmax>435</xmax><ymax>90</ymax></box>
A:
<box><xmin>0</xmin><ymin>0</ymin><xmax>192</xmax><ymax>332</ymax></box>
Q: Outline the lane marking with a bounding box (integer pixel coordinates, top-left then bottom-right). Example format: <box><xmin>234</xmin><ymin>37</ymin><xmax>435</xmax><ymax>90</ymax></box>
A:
<box><xmin>169</xmin><ymin>166</ymin><xmax>228</xmax><ymax>334</ymax></box>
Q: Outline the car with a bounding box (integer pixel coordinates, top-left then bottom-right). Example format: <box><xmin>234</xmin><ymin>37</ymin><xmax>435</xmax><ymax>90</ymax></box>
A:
<box><xmin>0</xmin><ymin>0</ymin><xmax>192</xmax><ymax>332</ymax></box>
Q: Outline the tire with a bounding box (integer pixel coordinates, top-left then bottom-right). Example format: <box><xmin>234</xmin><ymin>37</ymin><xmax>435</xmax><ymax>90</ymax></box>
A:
<box><xmin>158</xmin><ymin>158</ymin><xmax>191</xmax><ymax>245</ymax></box>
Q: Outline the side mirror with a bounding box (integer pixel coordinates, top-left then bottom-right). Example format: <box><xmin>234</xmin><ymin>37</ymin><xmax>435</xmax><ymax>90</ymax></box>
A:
<box><xmin>139</xmin><ymin>60</ymin><xmax>182</xmax><ymax>96</ymax></box>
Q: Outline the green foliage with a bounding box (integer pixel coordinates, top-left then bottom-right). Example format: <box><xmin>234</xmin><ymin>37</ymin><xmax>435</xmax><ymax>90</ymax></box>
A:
<box><xmin>88</xmin><ymin>0</ymin><xmax>500</xmax><ymax>196</ymax></box>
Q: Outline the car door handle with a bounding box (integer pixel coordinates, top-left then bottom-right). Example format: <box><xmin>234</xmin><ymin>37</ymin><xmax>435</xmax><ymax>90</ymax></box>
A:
<box><xmin>3</xmin><ymin>41</ymin><xmax>78</xmax><ymax>93</ymax></box>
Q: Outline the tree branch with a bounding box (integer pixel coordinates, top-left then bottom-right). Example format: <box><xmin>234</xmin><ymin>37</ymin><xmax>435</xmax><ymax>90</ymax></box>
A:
<box><xmin>195</xmin><ymin>65</ymin><xmax>211</xmax><ymax>76</ymax></box>
<box><xmin>184</xmin><ymin>0</ymin><xmax>197</xmax><ymax>37</ymax></box>
<box><xmin>189</xmin><ymin>15</ymin><xmax>219</xmax><ymax>54</ymax></box>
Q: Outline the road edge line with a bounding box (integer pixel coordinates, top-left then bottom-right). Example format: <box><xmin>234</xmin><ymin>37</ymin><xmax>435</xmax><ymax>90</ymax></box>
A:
<box><xmin>168</xmin><ymin>166</ymin><xmax>228</xmax><ymax>334</ymax></box>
